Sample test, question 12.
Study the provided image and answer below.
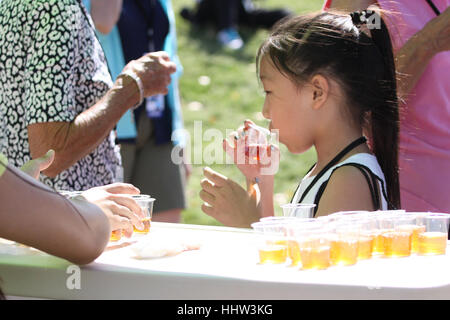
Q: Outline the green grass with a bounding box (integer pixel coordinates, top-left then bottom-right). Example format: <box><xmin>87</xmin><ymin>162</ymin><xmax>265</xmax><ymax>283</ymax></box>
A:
<box><xmin>174</xmin><ymin>0</ymin><xmax>324</xmax><ymax>225</ymax></box>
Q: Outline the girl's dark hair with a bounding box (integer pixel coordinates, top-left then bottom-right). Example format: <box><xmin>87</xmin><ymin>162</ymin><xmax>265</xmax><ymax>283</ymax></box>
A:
<box><xmin>257</xmin><ymin>10</ymin><xmax>400</xmax><ymax>209</ymax></box>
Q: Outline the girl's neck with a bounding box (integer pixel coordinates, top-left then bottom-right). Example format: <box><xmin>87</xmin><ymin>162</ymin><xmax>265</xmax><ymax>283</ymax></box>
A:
<box><xmin>311</xmin><ymin>127</ymin><xmax>370</xmax><ymax>176</ymax></box>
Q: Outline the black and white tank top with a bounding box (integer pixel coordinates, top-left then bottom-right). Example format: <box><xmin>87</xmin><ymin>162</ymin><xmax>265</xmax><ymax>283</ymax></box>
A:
<box><xmin>292</xmin><ymin>153</ymin><xmax>389</xmax><ymax>213</ymax></box>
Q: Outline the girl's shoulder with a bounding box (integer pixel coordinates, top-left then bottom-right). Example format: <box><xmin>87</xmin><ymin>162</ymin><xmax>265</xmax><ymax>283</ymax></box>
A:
<box><xmin>335</xmin><ymin>153</ymin><xmax>386</xmax><ymax>181</ymax></box>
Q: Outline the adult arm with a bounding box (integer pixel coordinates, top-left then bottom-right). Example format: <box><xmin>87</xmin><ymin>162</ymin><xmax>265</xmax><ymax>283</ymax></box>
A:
<box><xmin>394</xmin><ymin>7</ymin><xmax>450</xmax><ymax>102</ymax></box>
<box><xmin>327</xmin><ymin>1</ymin><xmax>450</xmax><ymax>103</ymax></box>
<box><xmin>327</xmin><ymin>0</ymin><xmax>375</xmax><ymax>12</ymax></box>
<box><xmin>28</xmin><ymin>52</ymin><xmax>176</xmax><ymax>178</ymax></box>
<box><xmin>90</xmin><ymin>0</ymin><xmax>123</xmax><ymax>34</ymax></box>
<box><xmin>0</xmin><ymin>163</ymin><xmax>110</xmax><ymax>265</ymax></box>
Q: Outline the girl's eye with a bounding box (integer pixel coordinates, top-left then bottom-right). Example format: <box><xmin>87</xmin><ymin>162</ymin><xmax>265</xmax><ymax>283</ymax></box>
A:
<box><xmin>264</xmin><ymin>90</ymin><xmax>271</xmax><ymax>95</ymax></box>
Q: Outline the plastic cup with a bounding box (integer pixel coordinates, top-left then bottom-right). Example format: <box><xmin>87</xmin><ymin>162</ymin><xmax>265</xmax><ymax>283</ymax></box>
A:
<box><xmin>131</xmin><ymin>195</ymin><xmax>155</xmax><ymax>234</ymax></box>
<box><xmin>415</xmin><ymin>213</ymin><xmax>450</xmax><ymax>256</ymax></box>
<box><xmin>280</xmin><ymin>203</ymin><xmax>316</xmax><ymax>218</ymax></box>
<box><xmin>243</xmin><ymin>123</ymin><xmax>276</xmax><ymax>164</ymax></box>
<box><xmin>379</xmin><ymin>214</ymin><xmax>415</xmax><ymax>258</ymax></box>
<box><xmin>251</xmin><ymin>221</ymin><xmax>288</xmax><ymax>264</ymax></box>
<box><xmin>292</xmin><ymin>220</ymin><xmax>331</xmax><ymax>270</ymax></box>
<box><xmin>283</xmin><ymin>219</ymin><xmax>318</xmax><ymax>266</ymax></box>
<box><xmin>328</xmin><ymin>221</ymin><xmax>360</xmax><ymax>266</ymax></box>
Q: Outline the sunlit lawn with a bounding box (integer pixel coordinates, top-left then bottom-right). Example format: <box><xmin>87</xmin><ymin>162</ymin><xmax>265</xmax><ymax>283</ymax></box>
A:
<box><xmin>174</xmin><ymin>0</ymin><xmax>324</xmax><ymax>225</ymax></box>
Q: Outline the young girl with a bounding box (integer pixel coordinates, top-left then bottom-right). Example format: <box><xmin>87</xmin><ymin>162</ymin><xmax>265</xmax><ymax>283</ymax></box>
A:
<box><xmin>200</xmin><ymin>10</ymin><xmax>400</xmax><ymax>227</ymax></box>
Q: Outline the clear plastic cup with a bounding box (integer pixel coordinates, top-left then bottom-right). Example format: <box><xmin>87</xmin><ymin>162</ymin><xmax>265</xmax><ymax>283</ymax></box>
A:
<box><xmin>243</xmin><ymin>123</ymin><xmax>276</xmax><ymax>164</ymax></box>
<box><xmin>292</xmin><ymin>220</ymin><xmax>331</xmax><ymax>270</ymax></box>
<box><xmin>131</xmin><ymin>195</ymin><xmax>155</xmax><ymax>234</ymax></box>
<box><xmin>415</xmin><ymin>213</ymin><xmax>450</xmax><ymax>256</ymax></box>
<box><xmin>283</xmin><ymin>219</ymin><xmax>319</xmax><ymax>266</ymax></box>
<box><xmin>328</xmin><ymin>221</ymin><xmax>360</xmax><ymax>266</ymax></box>
<box><xmin>280</xmin><ymin>203</ymin><xmax>316</xmax><ymax>218</ymax></box>
<box><xmin>251</xmin><ymin>221</ymin><xmax>288</xmax><ymax>264</ymax></box>
<box><xmin>379</xmin><ymin>214</ymin><xmax>415</xmax><ymax>258</ymax></box>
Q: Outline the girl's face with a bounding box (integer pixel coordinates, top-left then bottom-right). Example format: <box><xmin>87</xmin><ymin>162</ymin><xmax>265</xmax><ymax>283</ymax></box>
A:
<box><xmin>259</xmin><ymin>56</ymin><xmax>316</xmax><ymax>153</ymax></box>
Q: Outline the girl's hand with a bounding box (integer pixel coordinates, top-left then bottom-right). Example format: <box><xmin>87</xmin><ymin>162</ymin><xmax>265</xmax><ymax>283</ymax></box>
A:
<box><xmin>199</xmin><ymin>167</ymin><xmax>260</xmax><ymax>228</ymax></box>
<box><xmin>81</xmin><ymin>183</ymin><xmax>145</xmax><ymax>238</ymax></box>
<box><xmin>223</xmin><ymin>120</ymin><xmax>280</xmax><ymax>181</ymax></box>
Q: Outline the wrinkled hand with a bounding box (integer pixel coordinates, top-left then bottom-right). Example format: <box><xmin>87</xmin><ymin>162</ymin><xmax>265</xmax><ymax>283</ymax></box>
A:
<box><xmin>423</xmin><ymin>6</ymin><xmax>450</xmax><ymax>54</ymax></box>
<box><xmin>123</xmin><ymin>51</ymin><xmax>177</xmax><ymax>97</ymax></box>
<box><xmin>199</xmin><ymin>167</ymin><xmax>260</xmax><ymax>228</ymax></box>
<box><xmin>20</xmin><ymin>149</ymin><xmax>55</xmax><ymax>179</ymax></box>
<box><xmin>81</xmin><ymin>183</ymin><xmax>145</xmax><ymax>238</ymax></box>
<box><xmin>223</xmin><ymin>120</ymin><xmax>280</xmax><ymax>181</ymax></box>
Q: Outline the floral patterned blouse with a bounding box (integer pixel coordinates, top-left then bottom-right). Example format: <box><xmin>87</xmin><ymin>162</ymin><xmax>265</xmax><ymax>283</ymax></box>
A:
<box><xmin>0</xmin><ymin>0</ymin><xmax>121</xmax><ymax>190</ymax></box>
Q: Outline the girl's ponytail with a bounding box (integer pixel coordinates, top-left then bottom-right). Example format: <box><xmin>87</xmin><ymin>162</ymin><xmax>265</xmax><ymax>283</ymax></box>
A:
<box><xmin>353</xmin><ymin>10</ymin><xmax>400</xmax><ymax>209</ymax></box>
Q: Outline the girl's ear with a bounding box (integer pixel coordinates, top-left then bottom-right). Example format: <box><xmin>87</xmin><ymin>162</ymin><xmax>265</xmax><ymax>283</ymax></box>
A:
<box><xmin>310</xmin><ymin>75</ymin><xmax>329</xmax><ymax>110</ymax></box>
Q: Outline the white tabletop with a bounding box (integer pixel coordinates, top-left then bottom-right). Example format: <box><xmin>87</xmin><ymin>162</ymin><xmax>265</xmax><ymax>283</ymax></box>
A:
<box><xmin>1</xmin><ymin>222</ymin><xmax>450</xmax><ymax>300</ymax></box>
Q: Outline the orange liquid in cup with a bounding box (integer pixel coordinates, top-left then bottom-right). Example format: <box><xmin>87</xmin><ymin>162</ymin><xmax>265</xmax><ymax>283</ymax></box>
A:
<box><xmin>299</xmin><ymin>245</ymin><xmax>331</xmax><ymax>270</ymax></box>
<box><xmin>258</xmin><ymin>245</ymin><xmax>287</xmax><ymax>264</ymax></box>
<box><xmin>110</xmin><ymin>230</ymin><xmax>122</xmax><ymax>242</ymax></box>
<box><xmin>417</xmin><ymin>232</ymin><xmax>447</xmax><ymax>255</ymax></box>
<box><xmin>287</xmin><ymin>240</ymin><xmax>301</xmax><ymax>266</ymax></box>
<box><xmin>383</xmin><ymin>231</ymin><xmax>411</xmax><ymax>257</ymax></box>
<box><xmin>372</xmin><ymin>229</ymin><xmax>393</xmax><ymax>255</ymax></box>
<box><xmin>358</xmin><ymin>235</ymin><xmax>374</xmax><ymax>260</ymax></box>
<box><xmin>397</xmin><ymin>225</ymin><xmax>426</xmax><ymax>253</ymax></box>
<box><xmin>245</xmin><ymin>144</ymin><xmax>269</xmax><ymax>162</ymax></box>
<box><xmin>330</xmin><ymin>239</ymin><xmax>358</xmax><ymax>266</ymax></box>
<box><xmin>134</xmin><ymin>218</ymin><xmax>151</xmax><ymax>234</ymax></box>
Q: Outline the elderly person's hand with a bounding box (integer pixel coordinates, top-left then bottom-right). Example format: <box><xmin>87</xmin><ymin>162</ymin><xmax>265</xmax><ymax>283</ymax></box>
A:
<box><xmin>20</xmin><ymin>149</ymin><xmax>55</xmax><ymax>179</ymax></box>
<box><xmin>81</xmin><ymin>183</ymin><xmax>145</xmax><ymax>238</ymax></box>
<box><xmin>122</xmin><ymin>51</ymin><xmax>177</xmax><ymax>97</ymax></box>
<box><xmin>200</xmin><ymin>167</ymin><xmax>260</xmax><ymax>228</ymax></box>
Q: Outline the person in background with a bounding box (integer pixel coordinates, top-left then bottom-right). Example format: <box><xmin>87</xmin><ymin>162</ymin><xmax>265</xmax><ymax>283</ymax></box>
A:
<box><xmin>0</xmin><ymin>0</ymin><xmax>176</xmax><ymax>192</ymax></box>
<box><xmin>180</xmin><ymin>0</ymin><xmax>292</xmax><ymax>50</ymax></box>
<box><xmin>200</xmin><ymin>10</ymin><xmax>400</xmax><ymax>227</ymax></box>
<box><xmin>105</xmin><ymin>0</ymin><xmax>188</xmax><ymax>223</ymax></box>
<box><xmin>325</xmin><ymin>0</ymin><xmax>450</xmax><ymax>213</ymax></box>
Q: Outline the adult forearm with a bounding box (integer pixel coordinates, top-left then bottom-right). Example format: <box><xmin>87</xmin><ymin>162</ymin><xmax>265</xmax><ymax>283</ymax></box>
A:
<box><xmin>28</xmin><ymin>75</ymin><xmax>140</xmax><ymax>177</ymax></box>
<box><xmin>395</xmin><ymin>30</ymin><xmax>435</xmax><ymax>104</ymax></box>
<box><xmin>328</xmin><ymin>0</ymin><xmax>376</xmax><ymax>12</ymax></box>
<box><xmin>0</xmin><ymin>165</ymin><xmax>110</xmax><ymax>265</ymax></box>
<box><xmin>90</xmin><ymin>0</ymin><xmax>123</xmax><ymax>34</ymax></box>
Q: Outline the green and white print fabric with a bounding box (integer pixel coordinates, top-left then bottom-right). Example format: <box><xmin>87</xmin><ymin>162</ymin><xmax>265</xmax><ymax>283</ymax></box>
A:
<box><xmin>0</xmin><ymin>0</ymin><xmax>121</xmax><ymax>190</ymax></box>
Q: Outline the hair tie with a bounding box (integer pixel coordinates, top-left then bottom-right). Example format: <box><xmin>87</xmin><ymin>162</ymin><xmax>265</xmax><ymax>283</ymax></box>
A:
<box><xmin>350</xmin><ymin>10</ymin><xmax>381</xmax><ymax>30</ymax></box>
<box><xmin>350</xmin><ymin>10</ymin><xmax>375</xmax><ymax>26</ymax></box>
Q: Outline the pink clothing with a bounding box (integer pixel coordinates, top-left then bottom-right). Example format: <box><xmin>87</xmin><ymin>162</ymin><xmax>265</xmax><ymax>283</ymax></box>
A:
<box><xmin>377</xmin><ymin>0</ymin><xmax>450</xmax><ymax>213</ymax></box>
<box><xmin>324</xmin><ymin>0</ymin><xmax>450</xmax><ymax>212</ymax></box>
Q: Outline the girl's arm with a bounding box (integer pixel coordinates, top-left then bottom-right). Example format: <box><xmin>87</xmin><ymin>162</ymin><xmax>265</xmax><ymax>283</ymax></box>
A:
<box><xmin>90</xmin><ymin>0</ymin><xmax>123</xmax><ymax>34</ymax></box>
<box><xmin>0</xmin><ymin>164</ymin><xmax>110</xmax><ymax>265</ymax></box>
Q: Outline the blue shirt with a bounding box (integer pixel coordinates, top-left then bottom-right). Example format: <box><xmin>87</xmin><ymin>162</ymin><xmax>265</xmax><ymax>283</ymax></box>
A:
<box><xmin>82</xmin><ymin>0</ymin><xmax>185</xmax><ymax>146</ymax></box>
